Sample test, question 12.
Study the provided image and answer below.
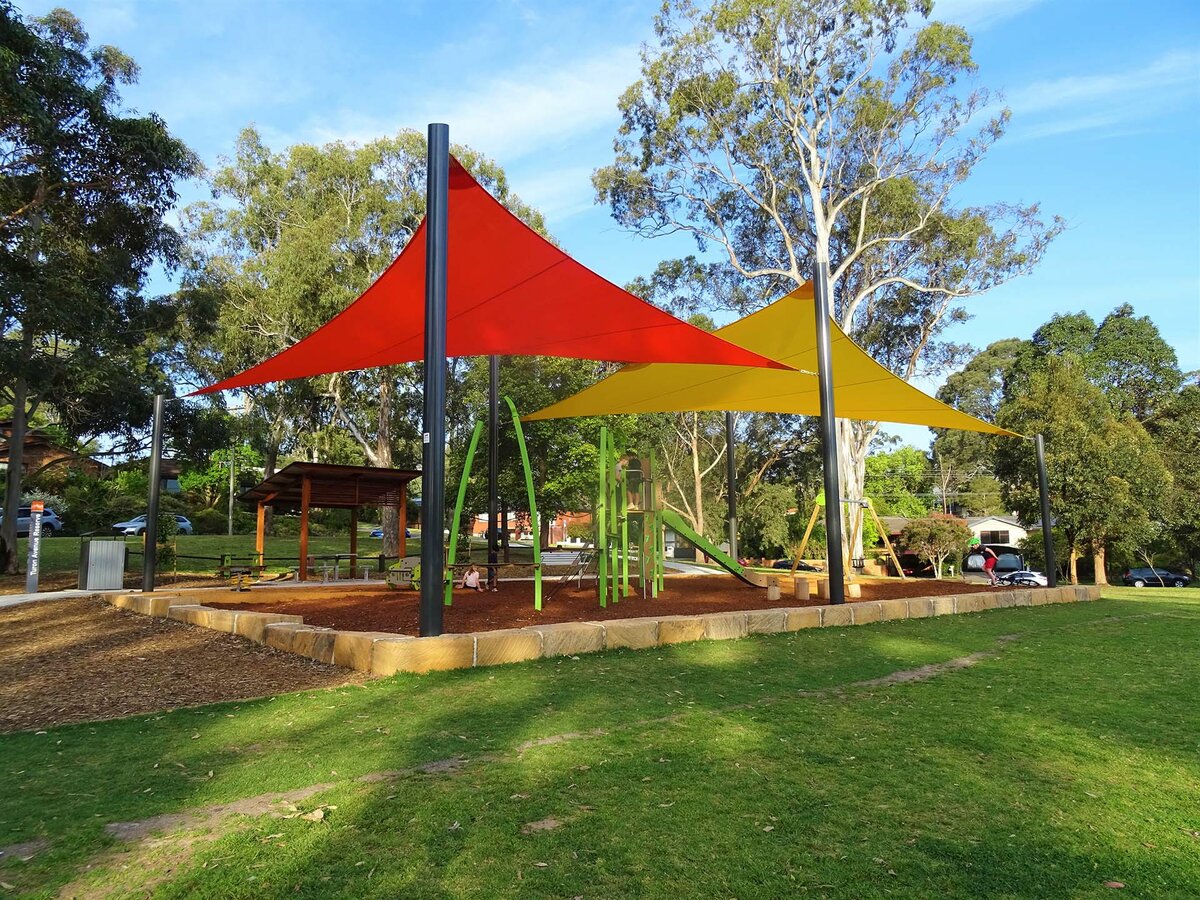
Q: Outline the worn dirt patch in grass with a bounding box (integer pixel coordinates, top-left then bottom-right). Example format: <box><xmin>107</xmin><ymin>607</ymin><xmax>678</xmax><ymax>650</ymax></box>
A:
<box><xmin>0</xmin><ymin>598</ymin><xmax>361</xmax><ymax>734</ymax></box>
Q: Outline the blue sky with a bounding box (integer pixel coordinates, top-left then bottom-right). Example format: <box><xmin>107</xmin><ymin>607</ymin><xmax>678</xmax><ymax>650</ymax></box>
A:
<box><xmin>22</xmin><ymin>0</ymin><xmax>1200</xmax><ymax>444</ymax></box>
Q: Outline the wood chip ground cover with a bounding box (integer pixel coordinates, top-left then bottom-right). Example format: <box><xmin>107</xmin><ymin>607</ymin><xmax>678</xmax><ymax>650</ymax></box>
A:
<box><xmin>0</xmin><ymin>598</ymin><xmax>360</xmax><ymax>734</ymax></box>
<box><xmin>0</xmin><ymin>588</ymin><xmax>1196</xmax><ymax>897</ymax></box>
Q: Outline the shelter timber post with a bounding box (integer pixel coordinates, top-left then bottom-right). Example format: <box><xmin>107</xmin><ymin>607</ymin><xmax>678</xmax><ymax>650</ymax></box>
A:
<box><xmin>812</xmin><ymin>261</ymin><xmax>846</xmax><ymax>604</ymax></box>
<box><xmin>299</xmin><ymin>474</ymin><xmax>311</xmax><ymax>581</ymax></box>
<box><xmin>1035</xmin><ymin>433</ymin><xmax>1057</xmax><ymax>587</ymax></box>
<box><xmin>420</xmin><ymin>123</ymin><xmax>450</xmax><ymax>636</ymax></box>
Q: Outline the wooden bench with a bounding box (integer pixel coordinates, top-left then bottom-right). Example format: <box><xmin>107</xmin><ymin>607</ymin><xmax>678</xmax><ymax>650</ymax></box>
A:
<box><xmin>217</xmin><ymin>563</ymin><xmax>267</xmax><ymax>592</ymax></box>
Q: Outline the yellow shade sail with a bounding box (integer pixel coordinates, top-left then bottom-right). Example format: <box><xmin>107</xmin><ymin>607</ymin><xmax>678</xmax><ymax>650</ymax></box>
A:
<box><xmin>526</xmin><ymin>285</ymin><xmax>1020</xmax><ymax>437</ymax></box>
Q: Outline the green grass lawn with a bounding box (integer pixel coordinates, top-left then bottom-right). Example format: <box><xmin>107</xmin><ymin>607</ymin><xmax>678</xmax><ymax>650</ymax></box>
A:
<box><xmin>2</xmin><ymin>587</ymin><xmax>1197</xmax><ymax>897</ymax></box>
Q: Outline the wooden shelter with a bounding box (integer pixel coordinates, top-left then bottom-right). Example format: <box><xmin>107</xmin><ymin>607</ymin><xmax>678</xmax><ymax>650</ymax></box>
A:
<box><xmin>239</xmin><ymin>462</ymin><xmax>420</xmax><ymax>580</ymax></box>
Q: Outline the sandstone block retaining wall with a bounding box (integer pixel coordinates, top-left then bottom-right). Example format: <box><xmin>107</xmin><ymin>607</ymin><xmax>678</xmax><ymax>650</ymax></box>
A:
<box><xmin>103</xmin><ymin>585</ymin><xmax>1102</xmax><ymax>678</ymax></box>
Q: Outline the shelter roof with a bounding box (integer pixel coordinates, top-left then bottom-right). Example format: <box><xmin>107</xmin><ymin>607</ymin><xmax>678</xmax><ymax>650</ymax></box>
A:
<box><xmin>239</xmin><ymin>462</ymin><xmax>420</xmax><ymax>510</ymax></box>
<box><xmin>525</xmin><ymin>286</ymin><xmax>1020</xmax><ymax>437</ymax></box>
<box><xmin>197</xmin><ymin>158</ymin><xmax>787</xmax><ymax>396</ymax></box>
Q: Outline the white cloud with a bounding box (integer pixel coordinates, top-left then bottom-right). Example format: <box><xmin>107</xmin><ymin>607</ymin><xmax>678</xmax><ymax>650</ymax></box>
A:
<box><xmin>300</xmin><ymin>46</ymin><xmax>639</xmax><ymax>163</ymax></box>
<box><xmin>931</xmin><ymin>0</ymin><xmax>1044</xmax><ymax>30</ymax></box>
<box><xmin>1004</xmin><ymin>49</ymin><xmax>1200</xmax><ymax>140</ymax></box>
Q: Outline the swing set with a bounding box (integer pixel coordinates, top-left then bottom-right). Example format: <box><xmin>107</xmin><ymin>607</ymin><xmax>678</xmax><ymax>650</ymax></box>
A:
<box><xmin>790</xmin><ymin>495</ymin><xmax>906</xmax><ymax>581</ymax></box>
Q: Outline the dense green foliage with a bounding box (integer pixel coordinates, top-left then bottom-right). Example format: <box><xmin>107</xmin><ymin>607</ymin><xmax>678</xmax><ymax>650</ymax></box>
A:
<box><xmin>0</xmin><ymin>3</ymin><xmax>198</xmax><ymax>572</ymax></box>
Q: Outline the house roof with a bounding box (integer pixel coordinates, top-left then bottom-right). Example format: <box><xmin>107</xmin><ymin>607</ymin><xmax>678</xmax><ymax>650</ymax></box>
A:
<box><xmin>966</xmin><ymin>516</ymin><xmax>1024</xmax><ymax>528</ymax></box>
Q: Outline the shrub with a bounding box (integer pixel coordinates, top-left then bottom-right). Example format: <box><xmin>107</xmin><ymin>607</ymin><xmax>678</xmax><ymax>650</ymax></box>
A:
<box><xmin>191</xmin><ymin>508</ymin><xmax>227</xmax><ymax>535</ymax></box>
<box><xmin>901</xmin><ymin>514</ymin><xmax>973</xmax><ymax>579</ymax></box>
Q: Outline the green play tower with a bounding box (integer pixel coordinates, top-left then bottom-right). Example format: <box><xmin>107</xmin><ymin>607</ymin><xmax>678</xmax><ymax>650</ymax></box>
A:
<box><xmin>595</xmin><ymin>426</ymin><xmax>665</xmax><ymax>608</ymax></box>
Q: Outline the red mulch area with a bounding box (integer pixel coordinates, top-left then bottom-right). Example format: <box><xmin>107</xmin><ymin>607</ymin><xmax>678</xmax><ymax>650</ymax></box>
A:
<box><xmin>206</xmin><ymin>575</ymin><xmax>999</xmax><ymax>636</ymax></box>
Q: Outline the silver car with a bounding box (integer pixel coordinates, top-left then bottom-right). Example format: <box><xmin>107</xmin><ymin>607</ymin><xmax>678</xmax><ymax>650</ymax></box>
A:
<box><xmin>0</xmin><ymin>506</ymin><xmax>64</xmax><ymax>537</ymax></box>
<box><xmin>113</xmin><ymin>514</ymin><xmax>194</xmax><ymax>536</ymax></box>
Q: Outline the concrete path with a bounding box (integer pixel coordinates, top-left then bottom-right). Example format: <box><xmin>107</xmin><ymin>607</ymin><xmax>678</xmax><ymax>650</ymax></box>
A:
<box><xmin>0</xmin><ymin>588</ymin><xmax>103</xmax><ymax>610</ymax></box>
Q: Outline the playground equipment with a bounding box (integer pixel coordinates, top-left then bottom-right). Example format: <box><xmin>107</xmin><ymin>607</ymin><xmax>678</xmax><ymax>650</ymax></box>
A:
<box><xmin>790</xmin><ymin>495</ymin><xmax>905</xmax><ymax>580</ymax></box>
<box><xmin>445</xmin><ymin>396</ymin><xmax>544</xmax><ymax>608</ymax></box>
<box><xmin>594</xmin><ymin>426</ymin><xmax>774</xmax><ymax>607</ymax></box>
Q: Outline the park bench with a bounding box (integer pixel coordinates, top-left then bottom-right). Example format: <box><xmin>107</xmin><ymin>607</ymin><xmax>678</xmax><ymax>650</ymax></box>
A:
<box><xmin>217</xmin><ymin>562</ymin><xmax>267</xmax><ymax>592</ymax></box>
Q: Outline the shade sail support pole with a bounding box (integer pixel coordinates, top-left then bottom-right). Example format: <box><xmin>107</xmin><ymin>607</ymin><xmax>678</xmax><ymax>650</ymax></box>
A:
<box><xmin>142</xmin><ymin>393</ymin><xmax>164</xmax><ymax>592</ymax></box>
<box><xmin>1035</xmin><ymin>433</ymin><xmax>1057</xmax><ymax>587</ymax></box>
<box><xmin>487</xmin><ymin>355</ymin><xmax>499</xmax><ymax>590</ymax></box>
<box><xmin>725</xmin><ymin>411</ymin><xmax>738</xmax><ymax>562</ymax></box>
<box><xmin>420</xmin><ymin>122</ymin><xmax>449</xmax><ymax>637</ymax></box>
<box><xmin>813</xmin><ymin>260</ymin><xmax>845</xmax><ymax>605</ymax></box>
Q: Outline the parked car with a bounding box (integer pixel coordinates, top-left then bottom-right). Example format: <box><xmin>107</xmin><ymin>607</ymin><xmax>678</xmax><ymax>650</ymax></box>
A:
<box><xmin>895</xmin><ymin>552</ymin><xmax>935</xmax><ymax>578</ymax></box>
<box><xmin>771</xmin><ymin>558</ymin><xmax>823</xmax><ymax>572</ymax></box>
<box><xmin>1122</xmin><ymin>567</ymin><xmax>1191</xmax><ymax>588</ymax></box>
<box><xmin>998</xmin><ymin>569</ymin><xmax>1048</xmax><ymax>587</ymax></box>
<box><xmin>0</xmin><ymin>506</ymin><xmax>64</xmax><ymax>537</ymax></box>
<box><xmin>963</xmin><ymin>545</ymin><xmax>1024</xmax><ymax>578</ymax></box>
<box><xmin>369</xmin><ymin>528</ymin><xmax>411</xmax><ymax>539</ymax></box>
<box><xmin>113</xmin><ymin>514</ymin><xmax>193</xmax><ymax>536</ymax></box>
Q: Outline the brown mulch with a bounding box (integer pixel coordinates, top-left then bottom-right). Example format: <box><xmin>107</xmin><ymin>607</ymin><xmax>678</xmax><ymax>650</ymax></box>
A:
<box><xmin>0</xmin><ymin>598</ymin><xmax>361</xmax><ymax>734</ymax></box>
<box><xmin>207</xmin><ymin>574</ymin><xmax>999</xmax><ymax>636</ymax></box>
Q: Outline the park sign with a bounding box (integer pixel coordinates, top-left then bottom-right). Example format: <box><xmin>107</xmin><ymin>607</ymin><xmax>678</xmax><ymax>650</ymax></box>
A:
<box><xmin>25</xmin><ymin>501</ymin><xmax>44</xmax><ymax>594</ymax></box>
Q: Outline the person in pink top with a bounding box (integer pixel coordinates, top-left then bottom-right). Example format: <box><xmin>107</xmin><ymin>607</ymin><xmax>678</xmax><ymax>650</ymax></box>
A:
<box><xmin>459</xmin><ymin>564</ymin><xmax>485</xmax><ymax>592</ymax></box>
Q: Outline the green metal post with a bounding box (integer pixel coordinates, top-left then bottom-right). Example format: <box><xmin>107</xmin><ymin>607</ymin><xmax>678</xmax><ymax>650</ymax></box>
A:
<box><xmin>445</xmin><ymin>421</ymin><xmax>484</xmax><ymax>607</ymax></box>
<box><xmin>609</xmin><ymin>445</ymin><xmax>619</xmax><ymax>602</ymax></box>
<box><xmin>597</xmin><ymin>427</ymin><xmax>608</xmax><ymax>608</ymax></box>
<box><xmin>620</xmin><ymin>469</ymin><xmax>630</xmax><ymax>598</ymax></box>
<box><xmin>504</xmin><ymin>397</ymin><xmax>541</xmax><ymax>610</ymax></box>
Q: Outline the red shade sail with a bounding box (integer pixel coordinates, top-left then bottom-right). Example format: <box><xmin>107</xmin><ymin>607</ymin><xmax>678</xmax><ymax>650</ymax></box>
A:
<box><xmin>197</xmin><ymin>158</ymin><xmax>786</xmax><ymax>395</ymax></box>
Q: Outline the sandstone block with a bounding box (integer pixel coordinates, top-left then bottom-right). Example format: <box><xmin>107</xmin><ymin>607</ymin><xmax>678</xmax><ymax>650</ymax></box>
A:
<box><xmin>523</xmin><ymin>622</ymin><xmax>605</xmax><ymax>657</ymax></box>
<box><xmin>474</xmin><ymin>629</ymin><xmax>543</xmax><ymax>666</ymax></box>
<box><xmin>821</xmin><ymin>604</ymin><xmax>853</xmax><ymax>627</ymax></box>
<box><xmin>201</xmin><ymin>608</ymin><xmax>240</xmax><ymax>633</ymax></box>
<box><xmin>906</xmin><ymin>597</ymin><xmax>935</xmax><ymax>618</ymax></box>
<box><xmin>234</xmin><ymin>611</ymin><xmax>304</xmax><ymax>643</ymax></box>
<box><xmin>1031</xmin><ymin>588</ymin><xmax>1054</xmax><ymax>606</ymax></box>
<box><xmin>657</xmin><ymin>615</ymin><xmax>706</xmax><ymax>645</ymax></box>
<box><xmin>1011</xmin><ymin>590</ymin><xmax>1033</xmax><ymax>607</ymax></box>
<box><xmin>291</xmin><ymin>627</ymin><xmax>337</xmax><ymax>664</ymax></box>
<box><xmin>333</xmin><ymin>631</ymin><xmax>397</xmax><ymax>671</ymax></box>
<box><xmin>372</xmin><ymin>634</ymin><xmax>471</xmax><ymax>676</ymax></box>
<box><xmin>993</xmin><ymin>591</ymin><xmax>1018</xmax><ymax>609</ymax></box>
<box><xmin>1086</xmin><ymin>585</ymin><xmax>1102</xmax><ymax>601</ymax></box>
<box><xmin>956</xmin><ymin>594</ymin><xmax>989</xmax><ymax>614</ymax></box>
<box><xmin>109</xmin><ymin>594</ymin><xmax>140</xmax><ymax>611</ymax></box>
<box><xmin>877</xmin><ymin>599</ymin><xmax>909</xmax><ymax>621</ymax></box>
<box><xmin>783</xmin><ymin>607</ymin><xmax>822</xmax><ymax>630</ymax></box>
<box><xmin>850</xmin><ymin>602</ymin><xmax>882</xmax><ymax>625</ymax></box>
<box><xmin>599</xmin><ymin>617</ymin><xmax>659</xmax><ymax>650</ymax></box>
<box><xmin>702</xmin><ymin>612</ymin><xmax>748</xmax><ymax>641</ymax></box>
<box><xmin>166</xmin><ymin>604</ymin><xmax>210</xmax><ymax>626</ymax></box>
<box><xmin>1058</xmin><ymin>586</ymin><xmax>1076</xmax><ymax>603</ymax></box>
<box><xmin>794</xmin><ymin>578</ymin><xmax>811</xmax><ymax>601</ymax></box>
<box><xmin>145</xmin><ymin>595</ymin><xmax>188</xmax><ymax>617</ymax></box>
<box><xmin>766</xmin><ymin>583</ymin><xmax>781</xmax><ymax>602</ymax></box>
<box><xmin>264</xmin><ymin>622</ymin><xmax>311</xmax><ymax>653</ymax></box>
<box><xmin>746</xmin><ymin>609</ymin><xmax>787</xmax><ymax>634</ymax></box>
<box><xmin>930</xmin><ymin>597</ymin><xmax>956</xmax><ymax>616</ymax></box>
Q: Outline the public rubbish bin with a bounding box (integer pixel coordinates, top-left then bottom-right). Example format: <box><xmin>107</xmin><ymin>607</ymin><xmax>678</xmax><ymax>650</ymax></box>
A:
<box><xmin>78</xmin><ymin>536</ymin><xmax>126</xmax><ymax>590</ymax></box>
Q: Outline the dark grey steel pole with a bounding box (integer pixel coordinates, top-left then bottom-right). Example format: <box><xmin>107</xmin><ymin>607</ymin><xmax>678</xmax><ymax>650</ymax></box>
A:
<box><xmin>725</xmin><ymin>411</ymin><xmax>738</xmax><ymax>561</ymax></box>
<box><xmin>143</xmin><ymin>393</ymin><xmax>165</xmax><ymax>592</ymax></box>
<box><xmin>813</xmin><ymin>260</ymin><xmax>845</xmax><ymax>604</ymax></box>
<box><xmin>420</xmin><ymin>123</ymin><xmax>450</xmax><ymax>637</ymax></box>
<box><xmin>1035</xmin><ymin>433</ymin><xmax>1057</xmax><ymax>587</ymax></box>
<box><xmin>487</xmin><ymin>355</ymin><xmax>499</xmax><ymax>590</ymax></box>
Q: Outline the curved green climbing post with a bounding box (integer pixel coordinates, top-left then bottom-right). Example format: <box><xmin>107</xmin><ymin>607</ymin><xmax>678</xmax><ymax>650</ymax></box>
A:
<box><xmin>598</xmin><ymin>426</ymin><xmax>608</xmax><ymax>609</ymax></box>
<box><xmin>445</xmin><ymin>421</ymin><xmax>484</xmax><ymax>607</ymax></box>
<box><xmin>504</xmin><ymin>397</ymin><xmax>542</xmax><ymax>610</ymax></box>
